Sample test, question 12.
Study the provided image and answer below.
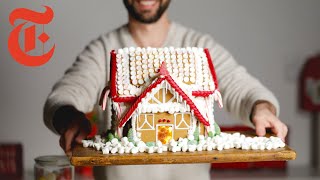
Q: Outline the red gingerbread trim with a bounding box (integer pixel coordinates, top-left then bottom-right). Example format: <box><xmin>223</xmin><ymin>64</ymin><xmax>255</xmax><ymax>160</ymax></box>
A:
<box><xmin>110</xmin><ymin>50</ymin><xmax>117</xmax><ymax>98</ymax></box>
<box><xmin>192</xmin><ymin>91</ymin><xmax>214</xmax><ymax>97</ymax></box>
<box><xmin>118</xmin><ymin>77</ymin><xmax>165</xmax><ymax>127</ymax></box>
<box><xmin>113</xmin><ymin>96</ymin><xmax>137</xmax><ymax>103</ymax></box>
<box><xmin>204</xmin><ymin>48</ymin><xmax>219</xmax><ymax>90</ymax></box>
<box><xmin>119</xmin><ymin>63</ymin><xmax>210</xmax><ymax>127</ymax></box>
<box><xmin>110</xmin><ymin>50</ymin><xmax>136</xmax><ymax>102</ymax></box>
<box><xmin>165</xmin><ymin>75</ymin><xmax>210</xmax><ymax>126</ymax></box>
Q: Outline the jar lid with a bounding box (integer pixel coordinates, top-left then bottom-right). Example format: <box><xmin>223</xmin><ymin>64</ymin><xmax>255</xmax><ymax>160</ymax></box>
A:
<box><xmin>35</xmin><ymin>155</ymin><xmax>71</xmax><ymax>166</ymax></box>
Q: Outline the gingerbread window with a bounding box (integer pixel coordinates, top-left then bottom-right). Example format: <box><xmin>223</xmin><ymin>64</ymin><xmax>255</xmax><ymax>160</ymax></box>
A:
<box><xmin>137</xmin><ymin>114</ymin><xmax>155</xmax><ymax>130</ymax></box>
<box><xmin>174</xmin><ymin>113</ymin><xmax>191</xmax><ymax>130</ymax></box>
<box><xmin>148</xmin><ymin>88</ymin><xmax>176</xmax><ymax>104</ymax></box>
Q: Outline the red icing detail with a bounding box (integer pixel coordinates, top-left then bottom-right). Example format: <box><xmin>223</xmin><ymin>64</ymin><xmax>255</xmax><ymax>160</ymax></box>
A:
<box><xmin>162</xmin><ymin>119</ymin><xmax>166</xmax><ymax>122</ymax></box>
<box><xmin>110</xmin><ymin>50</ymin><xmax>117</xmax><ymax>98</ymax></box>
<box><xmin>118</xmin><ymin>73</ymin><xmax>211</xmax><ymax>127</ymax></box>
<box><xmin>118</xmin><ymin>78</ymin><xmax>166</xmax><ymax>127</ymax></box>
<box><xmin>192</xmin><ymin>91</ymin><xmax>214</xmax><ymax>97</ymax></box>
<box><xmin>204</xmin><ymin>48</ymin><xmax>219</xmax><ymax>90</ymax></box>
<box><xmin>164</xmin><ymin>75</ymin><xmax>209</xmax><ymax>127</ymax></box>
<box><xmin>167</xmin><ymin>120</ymin><xmax>170</xmax><ymax>123</ymax></box>
<box><xmin>159</xmin><ymin>62</ymin><xmax>169</xmax><ymax>76</ymax></box>
<box><xmin>158</xmin><ymin>119</ymin><xmax>161</xmax><ymax>123</ymax></box>
<box><xmin>113</xmin><ymin>96</ymin><xmax>137</xmax><ymax>103</ymax></box>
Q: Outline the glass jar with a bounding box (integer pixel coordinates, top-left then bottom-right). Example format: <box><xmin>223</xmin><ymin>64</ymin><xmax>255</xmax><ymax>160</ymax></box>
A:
<box><xmin>34</xmin><ymin>155</ymin><xmax>74</xmax><ymax>180</ymax></box>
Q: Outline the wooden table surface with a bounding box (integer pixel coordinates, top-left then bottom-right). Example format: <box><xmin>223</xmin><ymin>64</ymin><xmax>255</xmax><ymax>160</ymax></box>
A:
<box><xmin>71</xmin><ymin>132</ymin><xmax>296</xmax><ymax>166</ymax></box>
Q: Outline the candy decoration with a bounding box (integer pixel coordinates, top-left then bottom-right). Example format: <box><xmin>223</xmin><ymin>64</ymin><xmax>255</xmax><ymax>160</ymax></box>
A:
<box><xmin>99</xmin><ymin>86</ymin><xmax>110</xmax><ymax>111</ymax></box>
<box><xmin>118</xmin><ymin>62</ymin><xmax>210</xmax><ymax>127</ymax></box>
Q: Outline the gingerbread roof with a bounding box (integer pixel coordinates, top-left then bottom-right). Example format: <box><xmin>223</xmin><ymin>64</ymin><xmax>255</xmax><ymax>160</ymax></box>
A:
<box><xmin>110</xmin><ymin>47</ymin><xmax>219</xmax><ymax>102</ymax></box>
<box><xmin>118</xmin><ymin>62</ymin><xmax>211</xmax><ymax>128</ymax></box>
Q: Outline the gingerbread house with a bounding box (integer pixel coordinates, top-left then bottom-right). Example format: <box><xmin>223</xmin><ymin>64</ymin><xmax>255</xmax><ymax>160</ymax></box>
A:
<box><xmin>100</xmin><ymin>47</ymin><xmax>223</xmax><ymax>144</ymax></box>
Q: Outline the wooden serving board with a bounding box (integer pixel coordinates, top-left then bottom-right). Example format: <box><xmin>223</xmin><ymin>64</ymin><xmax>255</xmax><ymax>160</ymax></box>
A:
<box><xmin>70</xmin><ymin>132</ymin><xmax>296</xmax><ymax>166</ymax></box>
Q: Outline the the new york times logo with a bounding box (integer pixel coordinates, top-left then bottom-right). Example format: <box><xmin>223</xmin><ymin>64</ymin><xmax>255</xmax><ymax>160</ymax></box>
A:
<box><xmin>8</xmin><ymin>5</ymin><xmax>55</xmax><ymax>67</ymax></box>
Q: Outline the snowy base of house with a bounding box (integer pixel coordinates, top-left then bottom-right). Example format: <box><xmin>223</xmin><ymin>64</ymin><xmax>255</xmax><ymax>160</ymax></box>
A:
<box><xmin>82</xmin><ymin>132</ymin><xmax>286</xmax><ymax>155</ymax></box>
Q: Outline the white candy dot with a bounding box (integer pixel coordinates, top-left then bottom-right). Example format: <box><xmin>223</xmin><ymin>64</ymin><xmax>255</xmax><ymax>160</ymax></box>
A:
<box><xmin>132</xmin><ymin>79</ymin><xmax>138</xmax><ymax>85</ymax></box>
<box><xmin>124</xmin><ymin>90</ymin><xmax>130</xmax><ymax>95</ymax></box>
<box><xmin>102</xmin><ymin>147</ymin><xmax>109</xmax><ymax>154</ymax></box>
<box><xmin>129</xmin><ymin>47</ymin><xmax>135</xmax><ymax>52</ymax></box>
<box><xmin>142</xmin><ymin>54</ymin><xmax>148</xmax><ymax>59</ymax></box>
<box><xmin>162</xmin><ymin>146</ymin><xmax>168</xmax><ymax>152</ymax></box>
<box><xmin>118</xmin><ymin>147</ymin><xmax>125</xmax><ymax>154</ymax></box>
<box><xmin>131</xmin><ymin>147</ymin><xmax>139</xmax><ymax>154</ymax></box>
<box><xmin>148</xmin><ymin>147</ymin><xmax>154</xmax><ymax>154</ymax></box>
<box><xmin>138</xmin><ymin>79</ymin><xmax>144</xmax><ymax>85</ymax></box>
<box><xmin>125</xmin><ymin>147</ymin><xmax>132</xmax><ymax>154</ymax></box>
<box><xmin>111</xmin><ymin>147</ymin><xmax>118</xmax><ymax>154</ymax></box>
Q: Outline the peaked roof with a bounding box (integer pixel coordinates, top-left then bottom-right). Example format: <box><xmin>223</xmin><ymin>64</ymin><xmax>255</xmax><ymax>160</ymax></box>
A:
<box><xmin>110</xmin><ymin>47</ymin><xmax>219</xmax><ymax>102</ymax></box>
<box><xmin>118</xmin><ymin>62</ymin><xmax>210</xmax><ymax>128</ymax></box>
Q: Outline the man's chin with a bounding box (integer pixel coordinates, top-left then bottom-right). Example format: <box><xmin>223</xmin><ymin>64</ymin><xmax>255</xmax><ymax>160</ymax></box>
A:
<box><xmin>124</xmin><ymin>0</ymin><xmax>170</xmax><ymax>24</ymax></box>
<box><xmin>140</xmin><ymin>15</ymin><xmax>158</xmax><ymax>22</ymax></box>
<box><xmin>137</xmin><ymin>18</ymin><xmax>159</xmax><ymax>24</ymax></box>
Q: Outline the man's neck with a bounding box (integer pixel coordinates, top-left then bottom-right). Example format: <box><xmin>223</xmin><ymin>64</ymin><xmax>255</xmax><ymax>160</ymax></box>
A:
<box><xmin>128</xmin><ymin>13</ymin><xmax>170</xmax><ymax>47</ymax></box>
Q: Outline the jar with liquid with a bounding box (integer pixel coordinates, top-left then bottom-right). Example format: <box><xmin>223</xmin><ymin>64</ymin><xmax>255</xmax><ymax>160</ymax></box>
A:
<box><xmin>34</xmin><ymin>155</ymin><xmax>74</xmax><ymax>180</ymax></box>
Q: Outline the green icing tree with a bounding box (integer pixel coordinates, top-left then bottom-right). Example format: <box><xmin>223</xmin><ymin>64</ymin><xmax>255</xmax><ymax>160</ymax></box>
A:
<box><xmin>193</xmin><ymin>127</ymin><xmax>200</xmax><ymax>141</ymax></box>
<box><xmin>188</xmin><ymin>140</ymin><xmax>198</xmax><ymax>145</ymax></box>
<box><xmin>146</xmin><ymin>142</ymin><xmax>155</xmax><ymax>147</ymax></box>
<box><xmin>127</xmin><ymin>128</ymin><xmax>134</xmax><ymax>142</ymax></box>
<box><xmin>114</xmin><ymin>133</ymin><xmax>120</xmax><ymax>140</ymax></box>
<box><xmin>107</xmin><ymin>133</ymin><xmax>114</xmax><ymax>141</ymax></box>
<box><xmin>214</xmin><ymin>123</ymin><xmax>221</xmax><ymax>136</ymax></box>
<box><xmin>208</xmin><ymin>131</ymin><xmax>214</xmax><ymax>138</ymax></box>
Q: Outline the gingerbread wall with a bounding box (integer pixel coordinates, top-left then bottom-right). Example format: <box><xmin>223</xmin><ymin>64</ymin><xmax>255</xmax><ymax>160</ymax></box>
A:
<box><xmin>136</xmin><ymin>112</ymin><xmax>205</xmax><ymax>143</ymax></box>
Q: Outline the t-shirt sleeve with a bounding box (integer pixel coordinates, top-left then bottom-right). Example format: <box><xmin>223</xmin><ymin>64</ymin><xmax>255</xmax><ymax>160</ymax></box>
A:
<box><xmin>203</xmin><ymin>36</ymin><xmax>280</xmax><ymax>127</ymax></box>
<box><xmin>43</xmin><ymin>37</ymin><xmax>107</xmax><ymax>134</ymax></box>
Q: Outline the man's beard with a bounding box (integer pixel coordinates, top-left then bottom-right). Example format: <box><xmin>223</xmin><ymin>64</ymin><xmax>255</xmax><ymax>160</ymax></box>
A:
<box><xmin>123</xmin><ymin>0</ymin><xmax>171</xmax><ymax>24</ymax></box>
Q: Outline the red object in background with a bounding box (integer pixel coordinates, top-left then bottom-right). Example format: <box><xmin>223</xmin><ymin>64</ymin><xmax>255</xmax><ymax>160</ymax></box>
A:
<box><xmin>300</xmin><ymin>54</ymin><xmax>320</xmax><ymax>111</ymax></box>
<box><xmin>0</xmin><ymin>144</ymin><xmax>23</xmax><ymax>178</ymax></box>
<box><xmin>75</xmin><ymin>166</ymin><xmax>94</xmax><ymax>178</ymax></box>
<box><xmin>211</xmin><ymin>126</ymin><xmax>287</xmax><ymax>169</ymax></box>
<box><xmin>87</xmin><ymin>124</ymin><xmax>98</xmax><ymax>139</ymax></box>
<box><xmin>86</xmin><ymin>111</ymin><xmax>98</xmax><ymax>139</ymax></box>
<box><xmin>300</xmin><ymin>54</ymin><xmax>320</xmax><ymax>169</ymax></box>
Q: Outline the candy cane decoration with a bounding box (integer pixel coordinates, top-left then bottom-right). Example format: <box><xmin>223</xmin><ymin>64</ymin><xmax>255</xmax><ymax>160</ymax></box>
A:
<box><xmin>214</xmin><ymin>90</ymin><xmax>223</xmax><ymax>108</ymax></box>
<box><xmin>99</xmin><ymin>86</ymin><xmax>110</xmax><ymax>111</ymax></box>
<box><xmin>117</xmin><ymin>103</ymin><xmax>122</xmax><ymax>119</ymax></box>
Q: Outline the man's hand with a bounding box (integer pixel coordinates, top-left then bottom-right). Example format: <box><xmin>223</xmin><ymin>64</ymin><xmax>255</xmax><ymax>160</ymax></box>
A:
<box><xmin>251</xmin><ymin>101</ymin><xmax>288</xmax><ymax>142</ymax></box>
<box><xmin>59</xmin><ymin>118</ymin><xmax>91</xmax><ymax>156</ymax></box>
<box><xmin>53</xmin><ymin>106</ymin><xmax>91</xmax><ymax>156</ymax></box>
